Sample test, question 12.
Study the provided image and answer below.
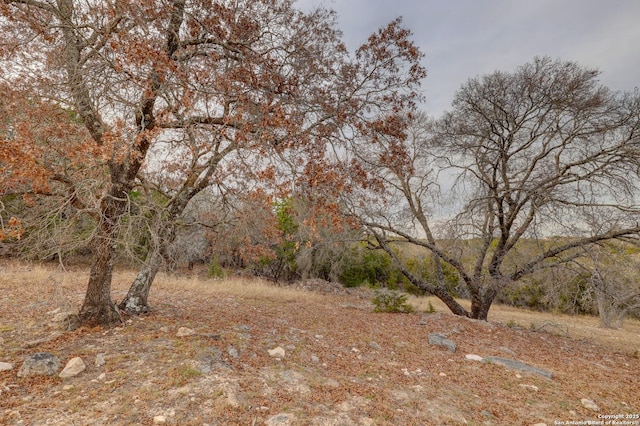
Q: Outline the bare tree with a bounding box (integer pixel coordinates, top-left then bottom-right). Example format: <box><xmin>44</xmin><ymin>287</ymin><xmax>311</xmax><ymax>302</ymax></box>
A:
<box><xmin>579</xmin><ymin>244</ymin><xmax>640</xmax><ymax>328</ymax></box>
<box><xmin>353</xmin><ymin>57</ymin><xmax>640</xmax><ymax>320</ymax></box>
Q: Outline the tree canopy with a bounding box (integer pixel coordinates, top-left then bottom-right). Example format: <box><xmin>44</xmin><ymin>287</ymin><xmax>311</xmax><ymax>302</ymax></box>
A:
<box><xmin>352</xmin><ymin>57</ymin><xmax>640</xmax><ymax>320</ymax></box>
<box><xmin>0</xmin><ymin>0</ymin><xmax>424</xmax><ymax>326</ymax></box>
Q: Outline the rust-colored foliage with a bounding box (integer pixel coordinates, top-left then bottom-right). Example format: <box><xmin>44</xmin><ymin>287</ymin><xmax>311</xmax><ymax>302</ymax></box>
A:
<box><xmin>0</xmin><ymin>0</ymin><xmax>425</xmax><ymax>325</ymax></box>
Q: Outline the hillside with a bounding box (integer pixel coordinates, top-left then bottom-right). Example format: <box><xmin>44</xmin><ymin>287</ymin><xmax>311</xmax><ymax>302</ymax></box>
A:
<box><xmin>1</xmin><ymin>261</ymin><xmax>639</xmax><ymax>425</ymax></box>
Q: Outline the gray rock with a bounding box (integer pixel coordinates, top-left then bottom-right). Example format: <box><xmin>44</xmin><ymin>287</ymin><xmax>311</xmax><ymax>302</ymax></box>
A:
<box><xmin>265</xmin><ymin>413</ymin><xmax>295</xmax><ymax>426</ymax></box>
<box><xmin>280</xmin><ymin>370</ymin><xmax>311</xmax><ymax>394</ymax></box>
<box><xmin>227</xmin><ymin>346</ymin><xmax>239</xmax><ymax>358</ymax></box>
<box><xmin>17</xmin><ymin>352</ymin><xmax>61</xmax><ymax>377</ymax></box>
<box><xmin>197</xmin><ymin>347</ymin><xmax>231</xmax><ymax>373</ymax></box>
<box><xmin>428</xmin><ymin>333</ymin><xmax>457</xmax><ymax>352</ymax></box>
<box><xmin>95</xmin><ymin>353</ymin><xmax>106</xmax><ymax>367</ymax></box>
<box><xmin>483</xmin><ymin>356</ymin><xmax>553</xmax><ymax>379</ymax></box>
<box><xmin>369</xmin><ymin>341</ymin><xmax>382</xmax><ymax>351</ymax></box>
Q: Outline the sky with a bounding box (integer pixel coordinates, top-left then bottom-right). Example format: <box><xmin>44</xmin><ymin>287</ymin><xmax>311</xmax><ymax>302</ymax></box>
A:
<box><xmin>295</xmin><ymin>0</ymin><xmax>640</xmax><ymax>117</ymax></box>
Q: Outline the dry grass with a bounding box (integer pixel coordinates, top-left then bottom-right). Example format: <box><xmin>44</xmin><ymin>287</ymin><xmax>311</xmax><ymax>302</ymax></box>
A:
<box><xmin>1</xmin><ymin>260</ymin><xmax>639</xmax><ymax>426</ymax></box>
<box><xmin>152</xmin><ymin>272</ymin><xmax>326</xmax><ymax>304</ymax></box>
<box><xmin>410</xmin><ymin>296</ymin><xmax>640</xmax><ymax>354</ymax></box>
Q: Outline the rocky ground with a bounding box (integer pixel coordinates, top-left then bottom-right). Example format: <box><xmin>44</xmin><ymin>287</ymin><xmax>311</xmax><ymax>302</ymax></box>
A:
<box><xmin>1</xmin><ymin>262</ymin><xmax>639</xmax><ymax>425</ymax></box>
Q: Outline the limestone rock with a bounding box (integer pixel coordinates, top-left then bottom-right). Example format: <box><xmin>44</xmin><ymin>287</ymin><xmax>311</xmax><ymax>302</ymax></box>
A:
<box><xmin>581</xmin><ymin>398</ymin><xmax>599</xmax><ymax>411</ymax></box>
<box><xmin>465</xmin><ymin>354</ymin><xmax>483</xmax><ymax>362</ymax></box>
<box><xmin>268</xmin><ymin>346</ymin><xmax>286</xmax><ymax>358</ymax></box>
<box><xmin>17</xmin><ymin>352</ymin><xmax>60</xmax><ymax>377</ymax></box>
<box><xmin>483</xmin><ymin>356</ymin><xmax>553</xmax><ymax>379</ymax></box>
<box><xmin>0</xmin><ymin>361</ymin><xmax>14</xmax><ymax>371</ymax></box>
<box><xmin>176</xmin><ymin>327</ymin><xmax>195</xmax><ymax>337</ymax></box>
<box><xmin>95</xmin><ymin>353</ymin><xmax>106</xmax><ymax>367</ymax></box>
<box><xmin>153</xmin><ymin>415</ymin><xmax>167</xmax><ymax>424</ymax></box>
<box><xmin>59</xmin><ymin>357</ymin><xmax>86</xmax><ymax>378</ymax></box>
<box><xmin>428</xmin><ymin>333</ymin><xmax>457</xmax><ymax>352</ymax></box>
<box><xmin>265</xmin><ymin>413</ymin><xmax>295</xmax><ymax>426</ymax></box>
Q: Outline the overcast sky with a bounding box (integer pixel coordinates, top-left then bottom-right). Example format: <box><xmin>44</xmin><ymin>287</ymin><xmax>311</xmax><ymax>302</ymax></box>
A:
<box><xmin>295</xmin><ymin>0</ymin><xmax>640</xmax><ymax>117</ymax></box>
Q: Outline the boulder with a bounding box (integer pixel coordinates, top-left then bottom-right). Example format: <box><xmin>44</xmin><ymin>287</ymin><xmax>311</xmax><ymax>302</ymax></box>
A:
<box><xmin>17</xmin><ymin>353</ymin><xmax>60</xmax><ymax>377</ymax></box>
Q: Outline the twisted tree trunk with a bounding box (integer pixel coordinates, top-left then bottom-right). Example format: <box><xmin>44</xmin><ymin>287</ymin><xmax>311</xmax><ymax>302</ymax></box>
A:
<box><xmin>77</xmin><ymin>184</ymin><xmax>130</xmax><ymax>327</ymax></box>
<box><xmin>119</xmin><ymin>221</ymin><xmax>176</xmax><ymax>314</ymax></box>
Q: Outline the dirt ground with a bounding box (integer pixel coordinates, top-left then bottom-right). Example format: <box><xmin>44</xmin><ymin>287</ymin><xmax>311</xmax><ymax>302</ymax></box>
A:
<box><xmin>1</xmin><ymin>261</ymin><xmax>639</xmax><ymax>425</ymax></box>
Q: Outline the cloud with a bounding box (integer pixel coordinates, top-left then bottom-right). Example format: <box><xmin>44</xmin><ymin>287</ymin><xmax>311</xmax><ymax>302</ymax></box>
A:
<box><xmin>296</xmin><ymin>0</ymin><xmax>640</xmax><ymax>115</ymax></box>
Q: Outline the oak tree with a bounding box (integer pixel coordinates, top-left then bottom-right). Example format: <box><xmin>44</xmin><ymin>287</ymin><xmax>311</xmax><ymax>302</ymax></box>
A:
<box><xmin>354</xmin><ymin>57</ymin><xmax>640</xmax><ymax>320</ymax></box>
<box><xmin>0</xmin><ymin>1</ymin><xmax>425</xmax><ymax>325</ymax></box>
<box><xmin>116</xmin><ymin>8</ymin><xmax>426</xmax><ymax>312</ymax></box>
<box><xmin>0</xmin><ymin>83</ymin><xmax>101</xmax><ymax>258</ymax></box>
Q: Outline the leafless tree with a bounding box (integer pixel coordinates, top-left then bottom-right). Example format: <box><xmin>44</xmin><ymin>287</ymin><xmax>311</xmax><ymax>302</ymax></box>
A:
<box><xmin>353</xmin><ymin>57</ymin><xmax>640</xmax><ymax>320</ymax></box>
<box><xmin>578</xmin><ymin>244</ymin><xmax>640</xmax><ymax>328</ymax></box>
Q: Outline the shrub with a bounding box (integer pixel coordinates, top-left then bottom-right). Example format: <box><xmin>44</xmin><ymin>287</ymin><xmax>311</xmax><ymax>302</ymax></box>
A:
<box><xmin>337</xmin><ymin>244</ymin><xmax>394</xmax><ymax>288</ymax></box>
<box><xmin>372</xmin><ymin>289</ymin><xmax>414</xmax><ymax>313</ymax></box>
<box><xmin>207</xmin><ymin>256</ymin><xmax>225</xmax><ymax>279</ymax></box>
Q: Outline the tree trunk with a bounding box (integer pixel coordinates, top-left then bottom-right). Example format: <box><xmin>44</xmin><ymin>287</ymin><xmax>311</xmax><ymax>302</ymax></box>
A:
<box><xmin>119</xmin><ymin>253</ymin><xmax>162</xmax><ymax>314</ymax></box>
<box><xmin>431</xmin><ymin>286</ymin><xmax>470</xmax><ymax>318</ymax></box>
<box><xmin>119</xmin><ymin>219</ymin><xmax>177</xmax><ymax>314</ymax></box>
<box><xmin>77</xmin><ymin>191</ymin><xmax>128</xmax><ymax>327</ymax></box>
<box><xmin>470</xmin><ymin>297</ymin><xmax>492</xmax><ymax>321</ymax></box>
<box><xmin>470</xmin><ymin>286</ymin><xmax>498</xmax><ymax>321</ymax></box>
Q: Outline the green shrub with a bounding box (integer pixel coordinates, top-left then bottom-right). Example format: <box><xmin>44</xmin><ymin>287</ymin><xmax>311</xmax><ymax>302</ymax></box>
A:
<box><xmin>207</xmin><ymin>256</ymin><xmax>225</xmax><ymax>279</ymax></box>
<box><xmin>338</xmin><ymin>244</ymin><xmax>394</xmax><ymax>288</ymax></box>
<box><xmin>372</xmin><ymin>289</ymin><xmax>414</xmax><ymax>313</ymax></box>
